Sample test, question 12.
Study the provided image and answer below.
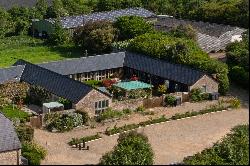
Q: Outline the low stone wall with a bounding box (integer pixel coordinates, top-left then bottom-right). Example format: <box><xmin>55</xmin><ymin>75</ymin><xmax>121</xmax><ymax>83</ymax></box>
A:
<box><xmin>0</xmin><ymin>150</ymin><xmax>19</xmax><ymax>165</ymax></box>
<box><xmin>111</xmin><ymin>98</ymin><xmax>144</xmax><ymax>111</ymax></box>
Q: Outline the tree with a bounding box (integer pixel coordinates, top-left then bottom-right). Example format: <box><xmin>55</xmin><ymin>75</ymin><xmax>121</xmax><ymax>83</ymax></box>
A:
<box><xmin>35</xmin><ymin>0</ymin><xmax>49</xmax><ymax>19</ymax></box>
<box><xmin>169</xmin><ymin>24</ymin><xmax>197</xmax><ymax>40</ymax></box>
<box><xmin>0</xmin><ymin>7</ymin><xmax>12</xmax><ymax>38</ymax></box>
<box><xmin>73</xmin><ymin>21</ymin><xmax>117</xmax><ymax>54</ymax></box>
<box><xmin>99</xmin><ymin>131</ymin><xmax>154</xmax><ymax>165</ymax></box>
<box><xmin>47</xmin><ymin>19</ymin><xmax>70</xmax><ymax>45</ymax></box>
<box><xmin>46</xmin><ymin>0</ymin><xmax>68</xmax><ymax>18</ymax></box>
<box><xmin>114</xmin><ymin>16</ymin><xmax>154</xmax><ymax>40</ymax></box>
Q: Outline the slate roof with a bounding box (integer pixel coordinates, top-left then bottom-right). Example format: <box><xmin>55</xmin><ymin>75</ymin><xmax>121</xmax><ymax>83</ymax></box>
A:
<box><xmin>0</xmin><ymin>65</ymin><xmax>25</xmax><ymax>84</ymax></box>
<box><xmin>0</xmin><ymin>0</ymin><xmax>52</xmax><ymax>9</ymax></box>
<box><xmin>0</xmin><ymin>113</ymin><xmax>21</xmax><ymax>153</ymax></box>
<box><xmin>46</xmin><ymin>8</ymin><xmax>156</xmax><ymax>29</ymax></box>
<box><xmin>37</xmin><ymin>51</ymin><xmax>206</xmax><ymax>86</ymax></box>
<box><xmin>13</xmin><ymin>60</ymin><xmax>93</xmax><ymax>103</ymax></box>
<box><xmin>38</xmin><ymin>52</ymin><xmax>126</xmax><ymax>75</ymax></box>
<box><xmin>124</xmin><ymin>52</ymin><xmax>205</xmax><ymax>85</ymax></box>
<box><xmin>155</xmin><ymin>16</ymin><xmax>247</xmax><ymax>53</ymax></box>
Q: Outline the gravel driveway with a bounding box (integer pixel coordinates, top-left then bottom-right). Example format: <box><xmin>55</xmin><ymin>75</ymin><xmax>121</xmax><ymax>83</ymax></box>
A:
<box><xmin>37</xmin><ymin>108</ymin><xmax>248</xmax><ymax>165</ymax></box>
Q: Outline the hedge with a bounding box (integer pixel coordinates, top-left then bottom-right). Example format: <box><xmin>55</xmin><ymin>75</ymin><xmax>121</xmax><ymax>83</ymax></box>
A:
<box><xmin>68</xmin><ymin>134</ymin><xmax>102</xmax><ymax>146</ymax></box>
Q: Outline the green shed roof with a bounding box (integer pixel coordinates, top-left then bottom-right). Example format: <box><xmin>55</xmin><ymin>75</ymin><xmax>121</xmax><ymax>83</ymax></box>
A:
<box><xmin>113</xmin><ymin>81</ymin><xmax>153</xmax><ymax>91</ymax></box>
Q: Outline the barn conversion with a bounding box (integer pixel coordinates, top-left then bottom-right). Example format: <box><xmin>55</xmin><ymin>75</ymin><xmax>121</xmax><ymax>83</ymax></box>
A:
<box><xmin>0</xmin><ymin>51</ymin><xmax>218</xmax><ymax>116</ymax></box>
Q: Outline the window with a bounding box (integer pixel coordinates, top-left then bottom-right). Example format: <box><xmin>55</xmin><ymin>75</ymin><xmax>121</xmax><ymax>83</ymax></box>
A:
<box><xmin>201</xmin><ymin>85</ymin><xmax>207</xmax><ymax>93</ymax></box>
<box><xmin>95</xmin><ymin>100</ymin><xmax>109</xmax><ymax>115</ymax></box>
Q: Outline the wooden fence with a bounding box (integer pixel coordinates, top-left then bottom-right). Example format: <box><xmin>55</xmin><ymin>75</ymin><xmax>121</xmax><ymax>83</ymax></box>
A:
<box><xmin>30</xmin><ymin>115</ymin><xmax>43</xmax><ymax>128</ymax></box>
<box><xmin>143</xmin><ymin>96</ymin><xmax>164</xmax><ymax>108</ymax></box>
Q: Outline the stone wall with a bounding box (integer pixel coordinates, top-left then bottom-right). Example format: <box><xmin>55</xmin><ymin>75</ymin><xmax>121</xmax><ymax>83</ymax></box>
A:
<box><xmin>0</xmin><ymin>150</ymin><xmax>19</xmax><ymax>165</ymax></box>
<box><xmin>189</xmin><ymin>75</ymin><xmax>219</xmax><ymax>93</ymax></box>
<box><xmin>111</xmin><ymin>98</ymin><xmax>144</xmax><ymax>111</ymax></box>
<box><xmin>74</xmin><ymin>89</ymin><xmax>111</xmax><ymax>117</ymax></box>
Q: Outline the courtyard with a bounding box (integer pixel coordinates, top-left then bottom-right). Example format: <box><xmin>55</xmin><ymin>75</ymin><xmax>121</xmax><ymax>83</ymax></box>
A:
<box><xmin>34</xmin><ymin>89</ymin><xmax>249</xmax><ymax>165</ymax></box>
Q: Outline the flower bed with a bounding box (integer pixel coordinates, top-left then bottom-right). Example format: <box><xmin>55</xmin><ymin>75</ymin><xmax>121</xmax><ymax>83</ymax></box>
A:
<box><xmin>68</xmin><ymin>134</ymin><xmax>102</xmax><ymax>146</ymax></box>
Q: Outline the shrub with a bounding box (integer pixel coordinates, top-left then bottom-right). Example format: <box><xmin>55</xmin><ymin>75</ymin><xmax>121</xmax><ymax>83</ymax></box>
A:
<box><xmin>165</xmin><ymin>95</ymin><xmax>176</xmax><ymax>106</ymax></box>
<box><xmin>68</xmin><ymin>133</ymin><xmax>101</xmax><ymax>146</ymax></box>
<box><xmin>21</xmin><ymin>142</ymin><xmax>47</xmax><ymax>165</ymax></box>
<box><xmin>75</xmin><ymin>110</ymin><xmax>89</xmax><ymax>124</ymax></box>
<box><xmin>100</xmin><ymin>131</ymin><xmax>154</xmax><ymax>165</ymax></box>
<box><xmin>190</xmin><ymin>88</ymin><xmax>203</xmax><ymax>102</ymax></box>
<box><xmin>135</xmin><ymin>106</ymin><xmax>145</xmax><ymax>113</ymax></box>
<box><xmin>15</xmin><ymin>125</ymin><xmax>34</xmax><ymax>142</ymax></box>
<box><xmin>44</xmin><ymin>112</ymin><xmax>85</xmax><ymax>132</ymax></box>
<box><xmin>229</xmin><ymin>98</ymin><xmax>241</xmax><ymax>109</ymax></box>
<box><xmin>157</xmin><ymin>84</ymin><xmax>167</xmax><ymax>95</ymax></box>
<box><xmin>122</xmin><ymin>108</ymin><xmax>132</xmax><ymax>114</ymax></box>
<box><xmin>97</xmin><ymin>108</ymin><xmax>124</xmax><ymax>122</ymax></box>
<box><xmin>139</xmin><ymin>115</ymin><xmax>167</xmax><ymax>126</ymax></box>
<box><xmin>102</xmin><ymin>79</ymin><xmax>117</xmax><ymax>87</ymax></box>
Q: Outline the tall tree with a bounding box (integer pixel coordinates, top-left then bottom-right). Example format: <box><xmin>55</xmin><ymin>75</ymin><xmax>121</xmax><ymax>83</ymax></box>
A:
<box><xmin>73</xmin><ymin>21</ymin><xmax>117</xmax><ymax>54</ymax></box>
<box><xmin>46</xmin><ymin>0</ymin><xmax>68</xmax><ymax>18</ymax></box>
<box><xmin>35</xmin><ymin>0</ymin><xmax>49</xmax><ymax>19</ymax></box>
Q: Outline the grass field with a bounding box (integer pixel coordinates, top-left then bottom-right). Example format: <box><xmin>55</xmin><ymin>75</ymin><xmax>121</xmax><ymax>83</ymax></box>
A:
<box><xmin>0</xmin><ymin>36</ymin><xmax>84</xmax><ymax>68</ymax></box>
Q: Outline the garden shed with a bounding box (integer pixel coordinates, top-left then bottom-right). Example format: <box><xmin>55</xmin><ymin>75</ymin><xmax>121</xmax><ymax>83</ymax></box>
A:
<box><xmin>42</xmin><ymin>102</ymin><xmax>64</xmax><ymax>114</ymax></box>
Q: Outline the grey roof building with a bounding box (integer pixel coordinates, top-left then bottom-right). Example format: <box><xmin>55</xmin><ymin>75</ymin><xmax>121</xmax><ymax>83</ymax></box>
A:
<box><xmin>38</xmin><ymin>51</ymin><xmax>206</xmax><ymax>85</ymax></box>
<box><xmin>0</xmin><ymin>113</ymin><xmax>21</xmax><ymax>153</ymax></box>
<box><xmin>155</xmin><ymin>16</ymin><xmax>247</xmax><ymax>53</ymax></box>
<box><xmin>0</xmin><ymin>65</ymin><xmax>25</xmax><ymax>84</ymax></box>
<box><xmin>46</xmin><ymin>8</ymin><xmax>156</xmax><ymax>29</ymax></box>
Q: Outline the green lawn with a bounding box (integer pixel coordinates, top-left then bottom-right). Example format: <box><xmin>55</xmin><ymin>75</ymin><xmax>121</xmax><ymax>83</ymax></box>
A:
<box><xmin>0</xmin><ymin>105</ymin><xmax>30</xmax><ymax>123</ymax></box>
<box><xmin>0</xmin><ymin>36</ymin><xmax>84</xmax><ymax>67</ymax></box>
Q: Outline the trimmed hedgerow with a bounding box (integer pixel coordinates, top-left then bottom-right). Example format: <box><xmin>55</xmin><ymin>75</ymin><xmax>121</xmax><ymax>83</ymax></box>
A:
<box><xmin>68</xmin><ymin>133</ymin><xmax>102</xmax><ymax>146</ymax></box>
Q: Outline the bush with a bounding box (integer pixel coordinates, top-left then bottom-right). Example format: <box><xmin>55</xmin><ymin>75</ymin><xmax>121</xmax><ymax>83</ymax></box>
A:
<box><xmin>122</xmin><ymin>108</ymin><xmax>133</xmax><ymax>114</ymax></box>
<box><xmin>165</xmin><ymin>95</ymin><xmax>176</xmax><ymax>106</ymax></box>
<box><xmin>100</xmin><ymin>131</ymin><xmax>154</xmax><ymax>165</ymax></box>
<box><xmin>75</xmin><ymin>110</ymin><xmax>89</xmax><ymax>124</ymax></box>
<box><xmin>68</xmin><ymin>133</ymin><xmax>102</xmax><ymax>146</ymax></box>
<box><xmin>201</xmin><ymin>93</ymin><xmax>210</xmax><ymax>100</ymax></box>
<box><xmin>135</xmin><ymin>106</ymin><xmax>145</xmax><ymax>113</ymax></box>
<box><xmin>229</xmin><ymin>98</ymin><xmax>241</xmax><ymax>109</ymax></box>
<box><xmin>190</xmin><ymin>88</ymin><xmax>203</xmax><ymax>102</ymax></box>
<box><xmin>44</xmin><ymin>112</ymin><xmax>85</xmax><ymax>132</ymax></box>
<box><xmin>182</xmin><ymin>125</ymin><xmax>249</xmax><ymax>165</ymax></box>
<box><xmin>15</xmin><ymin>125</ymin><xmax>34</xmax><ymax>142</ymax></box>
<box><xmin>21</xmin><ymin>142</ymin><xmax>47</xmax><ymax>165</ymax></box>
<box><xmin>97</xmin><ymin>108</ymin><xmax>124</xmax><ymax>122</ymax></box>
<box><xmin>157</xmin><ymin>84</ymin><xmax>167</xmax><ymax>95</ymax></box>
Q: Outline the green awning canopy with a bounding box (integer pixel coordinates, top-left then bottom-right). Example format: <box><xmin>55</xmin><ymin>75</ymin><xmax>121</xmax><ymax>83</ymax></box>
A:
<box><xmin>113</xmin><ymin>81</ymin><xmax>153</xmax><ymax>91</ymax></box>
